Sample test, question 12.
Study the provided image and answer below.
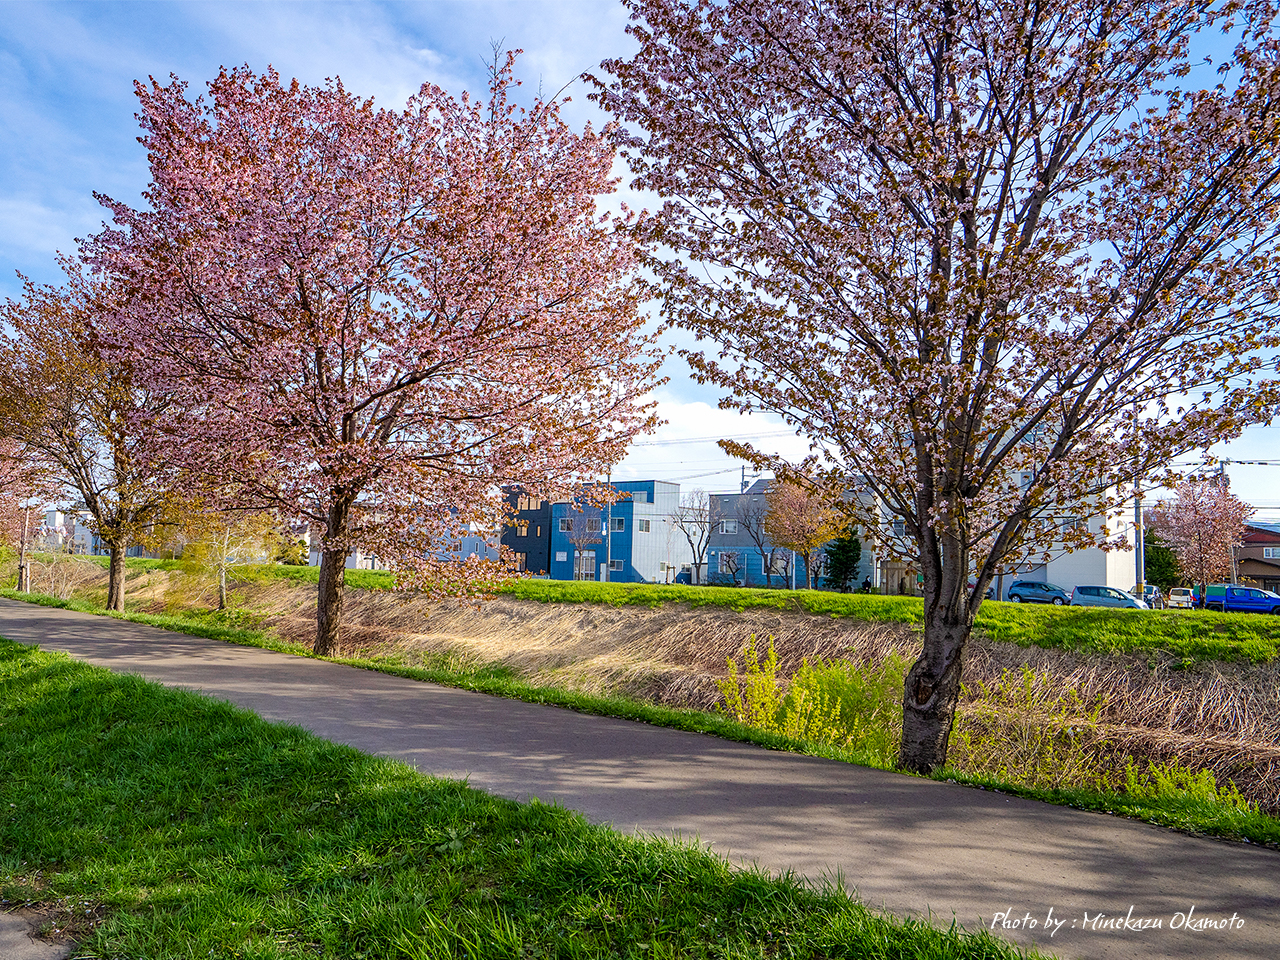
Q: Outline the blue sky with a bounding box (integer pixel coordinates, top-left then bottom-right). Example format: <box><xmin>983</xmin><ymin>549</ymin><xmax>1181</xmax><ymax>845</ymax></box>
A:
<box><xmin>2</xmin><ymin>1</ymin><xmax>1278</xmax><ymax>511</ymax></box>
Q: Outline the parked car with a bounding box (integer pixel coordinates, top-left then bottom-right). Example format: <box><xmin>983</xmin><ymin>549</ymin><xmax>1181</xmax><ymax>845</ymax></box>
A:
<box><xmin>1130</xmin><ymin>584</ymin><xmax>1165</xmax><ymax>609</ymax></box>
<box><xmin>968</xmin><ymin>581</ymin><xmax>996</xmax><ymax>600</ymax></box>
<box><xmin>1070</xmin><ymin>585</ymin><xmax>1148</xmax><ymax>609</ymax></box>
<box><xmin>1006</xmin><ymin>580</ymin><xmax>1070</xmax><ymax>605</ymax></box>
<box><xmin>1167</xmin><ymin>587</ymin><xmax>1195</xmax><ymax>609</ymax></box>
<box><xmin>1202</xmin><ymin>584</ymin><xmax>1280</xmax><ymax>614</ymax></box>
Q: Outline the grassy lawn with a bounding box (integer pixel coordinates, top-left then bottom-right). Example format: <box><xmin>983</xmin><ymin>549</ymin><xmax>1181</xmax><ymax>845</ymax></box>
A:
<box><xmin>0</xmin><ymin>638</ymin><xmax>1032</xmax><ymax>960</ymax></box>
<box><xmin>5</xmin><ymin>583</ymin><xmax>1279</xmax><ymax>849</ymax></box>
<box><xmin>496</xmin><ymin>579</ymin><xmax>1280</xmax><ymax>665</ymax></box>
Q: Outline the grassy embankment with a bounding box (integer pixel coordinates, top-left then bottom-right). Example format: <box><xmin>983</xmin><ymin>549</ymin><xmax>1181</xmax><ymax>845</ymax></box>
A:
<box><xmin>3</xmin><ymin>559</ymin><xmax>1278</xmax><ymax>846</ymax></box>
<box><xmin>0</xmin><ymin>639</ymin><xmax>1032</xmax><ymax>959</ymax></box>
<box><xmin>209</xmin><ymin>562</ymin><xmax>1280</xmax><ymax>665</ymax></box>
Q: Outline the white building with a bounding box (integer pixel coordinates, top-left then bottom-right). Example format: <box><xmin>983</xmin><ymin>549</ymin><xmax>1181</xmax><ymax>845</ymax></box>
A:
<box><xmin>996</xmin><ymin>503</ymin><xmax>1139</xmax><ymax>598</ymax></box>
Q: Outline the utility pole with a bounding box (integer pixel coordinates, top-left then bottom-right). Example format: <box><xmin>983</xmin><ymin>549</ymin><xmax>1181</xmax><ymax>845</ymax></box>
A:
<box><xmin>1133</xmin><ymin>403</ymin><xmax>1146</xmax><ymax>598</ymax></box>
<box><xmin>603</xmin><ymin>472</ymin><xmax>612</xmax><ymax>583</ymax></box>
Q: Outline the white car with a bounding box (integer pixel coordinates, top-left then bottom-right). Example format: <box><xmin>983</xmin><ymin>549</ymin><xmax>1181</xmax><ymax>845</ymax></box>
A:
<box><xmin>1167</xmin><ymin>587</ymin><xmax>1195</xmax><ymax>609</ymax></box>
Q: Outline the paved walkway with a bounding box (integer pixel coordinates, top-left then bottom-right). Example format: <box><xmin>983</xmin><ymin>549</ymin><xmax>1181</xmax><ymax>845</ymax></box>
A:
<box><xmin>1</xmin><ymin>599</ymin><xmax>1277</xmax><ymax>960</ymax></box>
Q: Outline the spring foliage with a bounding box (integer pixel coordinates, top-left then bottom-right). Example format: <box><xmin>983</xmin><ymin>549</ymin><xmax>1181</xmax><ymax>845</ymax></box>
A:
<box><xmin>594</xmin><ymin>0</ymin><xmax>1280</xmax><ymax>772</ymax></box>
<box><xmin>85</xmin><ymin>57</ymin><xmax>662</xmax><ymax>653</ymax></box>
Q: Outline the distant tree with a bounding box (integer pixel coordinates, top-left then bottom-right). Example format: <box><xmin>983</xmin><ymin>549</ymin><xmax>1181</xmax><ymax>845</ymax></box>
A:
<box><xmin>823</xmin><ymin>532</ymin><xmax>862</xmax><ymax>593</ymax></box>
<box><xmin>1143</xmin><ymin>530</ymin><xmax>1181</xmax><ymax>592</ymax></box>
<box><xmin>672</xmin><ymin>489</ymin><xmax>719</xmax><ymax>585</ymax></box>
<box><xmin>0</xmin><ymin>439</ymin><xmax>51</xmax><ymax>591</ymax></box>
<box><xmin>1148</xmin><ymin>478</ymin><xmax>1252</xmax><ymax>592</ymax></box>
<box><xmin>736</xmin><ymin>490</ymin><xmax>780</xmax><ymax>588</ymax></box>
<box><xmin>717</xmin><ymin>549</ymin><xmax>743</xmax><ymax>586</ymax></box>
<box><xmin>0</xmin><ymin>276</ymin><xmax>181</xmax><ymax>610</ymax></box>
<box><xmin>183</xmin><ymin>509</ymin><xmax>281</xmax><ymax>609</ymax></box>
<box><xmin>564</xmin><ymin>507</ymin><xmax>604</xmax><ymax>581</ymax></box>
<box><xmin>275</xmin><ymin>537</ymin><xmax>309</xmax><ymax>566</ymax></box>
<box><xmin>765</xmin><ymin>482</ymin><xmax>842</xmax><ymax>590</ymax></box>
<box><xmin>87</xmin><ymin>58</ymin><xmax>660</xmax><ymax>654</ymax></box>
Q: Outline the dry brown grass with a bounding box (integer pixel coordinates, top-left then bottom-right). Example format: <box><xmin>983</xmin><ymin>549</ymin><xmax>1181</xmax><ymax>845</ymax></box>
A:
<box><xmin>15</xmin><ymin>565</ymin><xmax>1280</xmax><ymax>812</ymax></box>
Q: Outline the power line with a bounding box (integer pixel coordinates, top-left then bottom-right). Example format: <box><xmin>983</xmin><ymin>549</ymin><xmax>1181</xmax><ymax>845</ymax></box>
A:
<box><xmin>630</xmin><ymin>429</ymin><xmax>797</xmax><ymax>447</ymax></box>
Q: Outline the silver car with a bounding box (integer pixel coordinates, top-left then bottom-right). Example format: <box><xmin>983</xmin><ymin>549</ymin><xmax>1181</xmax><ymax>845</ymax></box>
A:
<box><xmin>1070</xmin><ymin>585</ymin><xmax>1148</xmax><ymax>609</ymax></box>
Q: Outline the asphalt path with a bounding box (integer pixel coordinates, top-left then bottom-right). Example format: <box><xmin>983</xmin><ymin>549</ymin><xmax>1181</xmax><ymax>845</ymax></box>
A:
<box><xmin>2</xmin><ymin>598</ymin><xmax>1277</xmax><ymax>959</ymax></box>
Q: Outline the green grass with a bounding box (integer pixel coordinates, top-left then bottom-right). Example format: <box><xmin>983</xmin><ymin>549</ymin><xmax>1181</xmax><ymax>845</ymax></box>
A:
<box><xmin>495</xmin><ymin>578</ymin><xmax>1280</xmax><ymax>665</ymax></box>
<box><xmin>5</xmin><ymin>584</ymin><xmax>1279</xmax><ymax>847</ymax></box>
<box><xmin>0</xmin><ymin>639</ymin><xmax>1032</xmax><ymax>959</ymax></box>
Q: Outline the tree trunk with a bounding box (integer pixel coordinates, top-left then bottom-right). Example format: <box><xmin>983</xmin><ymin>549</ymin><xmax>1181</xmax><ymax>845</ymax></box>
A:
<box><xmin>105</xmin><ymin>544</ymin><xmax>127</xmax><ymax>612</ymax></box>
<box><xmin>898</xmin><ymin>606</ymin><xmax>970</xmax><ymax>773</ymax></box>
<box><xmin>218</xmin><ymin>564</ymin><xmax>227</xmax><ymax>611</ymax></box>
<box><xmin>315</xmin><ymin>545</ymin><xmax>347</xmax><ymax>656</ymax></box>
<box><xmin>17</xmin><ymin>507</ymin><xmax>29</xmax><ymax>592</ymax></box>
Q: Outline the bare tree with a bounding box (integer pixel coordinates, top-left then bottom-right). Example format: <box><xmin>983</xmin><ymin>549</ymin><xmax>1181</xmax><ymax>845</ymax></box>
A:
<box><xmin>671</xmin><ymin>489</ymin><xmax>719</xmax><ymax>585</ymax></box>
<box><xmin>564</xmin><ymin>507</ymin><xmax>604</xmax><ymax>582</ymax></box>
<box><xmin>737</xmin><ymin>491</ymin><xmax>780</xmax><ymax>588</ymax></box>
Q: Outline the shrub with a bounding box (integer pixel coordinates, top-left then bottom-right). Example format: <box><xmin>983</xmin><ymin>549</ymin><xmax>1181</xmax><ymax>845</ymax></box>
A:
<box><xmin>949</xmin><ymin>666</ymin><xmax>1113</xmax><ymax>791</ymax></box>
<box><xmin>718</xmin><ymin>636</ymin><xmax>907</xmax><ymax>766</ymax></box>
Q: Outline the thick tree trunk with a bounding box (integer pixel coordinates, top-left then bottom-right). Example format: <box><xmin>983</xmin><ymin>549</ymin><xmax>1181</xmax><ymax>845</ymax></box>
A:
<box><xmin>898</xmin><ymin>524</ymin><xmax>977</xmax><ymax>773</ymax></box>
<box><xmin>314</xmin><ymin>497</ymin><xmax>353</xmax><ymax>657</ymax></box>
<box><xmin>315</xmin><ymin>546</ymin><xmax>347</xmax><ymax>656</ymax></box>
<box><xmin>105</xmin><ymin>544</ymin><xmax>127</xmax><ymax>612</ymax></box>
<box><xmin>898</xmin><ymin>614</ymin><xmax>969</xmax><ymax>772</ymax></box>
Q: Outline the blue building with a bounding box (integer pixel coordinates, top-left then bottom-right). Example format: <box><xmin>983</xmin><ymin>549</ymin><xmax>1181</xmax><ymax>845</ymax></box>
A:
<box><xmin>705</xmin><ymin>479</ymin><xmax>873</xmax><ymax>589</ymax></box>
<box><xmin>545</xmin><ymin>480</ymin><xmax>693</xmax><ymax>583</ymax></box>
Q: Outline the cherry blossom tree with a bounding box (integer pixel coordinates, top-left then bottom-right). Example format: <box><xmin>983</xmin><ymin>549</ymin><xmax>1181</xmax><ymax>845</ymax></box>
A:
<box><xmin>87</xmin><ymin>56</ymin><xmax>661</xmax><ymax>655</ymax></box>
<box><xmin>1149</xmin><ymin>476</ymin><xmax>1252</xmax><ymax>593</ymax></box>
<box><xmin>0</xmin><ymin>276</ymin><xmax>180</xmax><ymax>609</ymax></box>
<box><xmin>765</xmin><ymin>481</ymin><xmax>842</xmax><ymax>590</ymax></box>
<box><xmin>595</xmin><ymin>0</ymin><xmax>1280</xmax><ymax>771</ymax></box>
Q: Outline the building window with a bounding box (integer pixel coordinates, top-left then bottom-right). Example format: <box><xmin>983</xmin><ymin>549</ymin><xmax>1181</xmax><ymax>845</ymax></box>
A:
<box><xmin>559</xmin><ymin>518</ymin><xmax>572</xmax><ymax>532</ymax></box>
<box><xmin>517</xmin><ymin>495</ymin><xmax>543</xmax><ymax>511</ymax></box>
<box><xmin>611</xmin><ymin>518</ymin><xmax>625</xmax><ymax>532</ymax></box>
<box><xmin>574</xmin><ymin>551</ymin><xmax>596</xmax><ymax>581</ymax></box>
<box><xmin>513</xmin><ymin>552</ymin><xmax>527</xmax><ymax>572</ymax></box>
<box><xmin>719</xmin><ymin>551</ymin><xmax>739</xmax><ymax>574</ymax></box>
<box><xmin>637</xmin><ymin>519</ymin><xmax>651</xmax><ymax>533</ymax></box>
<box><xmin>586</xmin><ymin>518</ymin><xmax>601</xmax><ymax>533</ymax></box>
<box><xmin>555</xmin><ymin>551</ymin><xmax>567</xmax><ymax>562</ymax></box>
<box><xmin>633</xmin><ymin>491</ymin><xmax>648</xmax><ymax>503</ymax></box>
<box><xmin>516</xmin><ymin>521</ymin><xmax>529</xmax><ymax>537</ymax></box>
<box><xmin>764</xmin><ymin>554</ymin><xmax>786</xmax><ymax>575</ymax></box>
<box><xmin>892</xmin><ymin>519</ymin><xmax>905</xmax><ymax>537</ymax></box>
<box><xmin>536</xmin><ymin>525</ymin><xmax>541</xmax><ymax>538</ymax></box>
<box><xmin>719</xmin><ymin>519</ymin><xmax>738</xmax><ymax>535</ymax></box>
<box><xmin>609</xmin><ymin>559</ymin><xmax>624</xmax><ymax>571</ymax></box>
<box><xmin>1265</xmin><ymin>547</ymin><xmax>1280</xmax><ymax>559</ymax></box>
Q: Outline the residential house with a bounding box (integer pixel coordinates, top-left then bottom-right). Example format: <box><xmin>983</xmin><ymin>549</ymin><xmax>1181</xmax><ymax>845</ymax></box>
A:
<box><xmin>706</xmin><ymin>479</ymin><xmax>876</xmax><ymax>590</ymax></box>
<box><xmin>1236</xmin><ymin>521</ymin><xmax>1280</xmax><ymax>593</ymax></box>
<box><xmin>996</xmin><ymin>503</ymin><xmax>1138</xmax><ymax>598</ymax></box>
<box><xmin>500</xmin><ymin>491</ymin><xmax>553</xmax><ymax>575</ymax></box>
<box><xmin>547</xmin><ymin>480</ymin><xmax>690</xmax><ymax>583</ymax></box>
